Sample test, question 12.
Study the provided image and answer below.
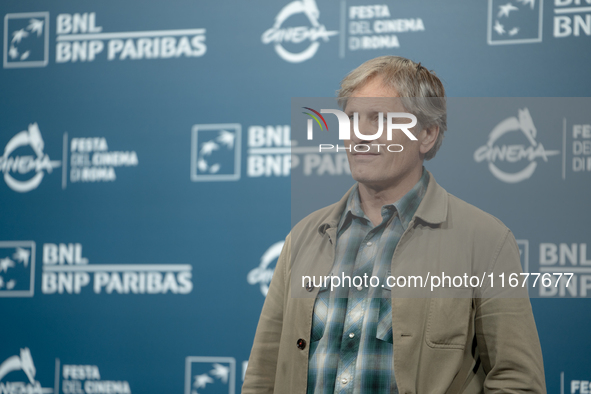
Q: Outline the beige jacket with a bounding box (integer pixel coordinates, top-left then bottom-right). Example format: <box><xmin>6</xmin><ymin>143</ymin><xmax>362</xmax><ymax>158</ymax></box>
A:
<box><xmin>243</xmin><ymin>172</ymin><xmax>546</xmax><ymax>394</ymax></box>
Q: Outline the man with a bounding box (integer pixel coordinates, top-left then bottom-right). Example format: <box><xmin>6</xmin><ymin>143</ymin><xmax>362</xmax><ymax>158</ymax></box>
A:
<box><xmin>242</xmin><ymin>56</ymin><xmax>545</xmax><ymax>393</ymax></box>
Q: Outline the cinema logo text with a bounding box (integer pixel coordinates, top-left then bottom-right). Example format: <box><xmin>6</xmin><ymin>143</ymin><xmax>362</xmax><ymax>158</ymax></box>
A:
<box><xmin>474</xmin><ymin>108</ymin><xmax>559</xmax><ymax>183</ymax></box>
<box><xmin>0</xmin><ymin>123</ymin><xmax>61</xmax><ymax>193</ymax></box>
<box><xmin>0</xmin><ymin>348</ymin><xmax>53</xmax><ymax>394</ymax></box>
<box><xmin>41</xmin><ymin>243</ymin><xmax>193</xmax><ymax>295</ymax></box>
<box><xmin>262</xmin><ymin>0</ymin><xmax>338</xmax><ymax>63</ymax></box>
<box><xmin>247</xmin><ymin>241</ymin><xmax>284</xmax><ymax>296</ymax></box>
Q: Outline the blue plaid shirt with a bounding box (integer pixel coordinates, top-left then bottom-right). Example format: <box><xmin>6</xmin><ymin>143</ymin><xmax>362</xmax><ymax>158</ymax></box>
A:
<box><xmin>307</xmin><ymin>170</ymin><xmax>429</xmax><ymax>394</ymax></box>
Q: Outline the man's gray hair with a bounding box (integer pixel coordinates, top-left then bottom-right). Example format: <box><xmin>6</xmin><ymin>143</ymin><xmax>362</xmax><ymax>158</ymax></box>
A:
<box><xmin>338</xmin><ymin>56</ymin><xmax>447</xmax><ymax>161</ymax></box>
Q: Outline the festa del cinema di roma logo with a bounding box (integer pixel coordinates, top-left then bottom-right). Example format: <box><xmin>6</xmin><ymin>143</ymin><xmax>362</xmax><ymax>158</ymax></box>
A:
<box><xmin>0</xmin><ymin>348</ymin><xmax>53</xmax><ymax>394</ymax></box>
<box><xmin>0</xmin><ymin>123</ymin><xmax>60</xmax><ymax>193</ymax></box>
<box><xmin>262</xmin><ymin>0</ymin><xmax>338</xmax><ymax>63</ymax></box>
<box><xmin>303</xmin><ymin>107</ymin><xmax>418</xmax><ymax>151</ymax></box>
<box><xmin>473</xmin><ymin>108</ymin><xmax>559</xmax><ymax>183</ymax></box>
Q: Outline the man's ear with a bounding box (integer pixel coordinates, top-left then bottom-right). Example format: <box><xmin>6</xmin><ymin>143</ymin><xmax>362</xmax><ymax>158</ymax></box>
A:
<box><xmin>418</xmin><ymin>125</ymin><xmax>439</xmax><ymax>155</ymax></box>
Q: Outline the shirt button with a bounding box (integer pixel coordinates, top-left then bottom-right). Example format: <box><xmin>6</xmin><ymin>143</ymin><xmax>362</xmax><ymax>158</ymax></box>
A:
<box><xmin>341</xmin><ymin>377</ymin><xmax>349</xmax><ymax>385</ymax></box>
<box><xmin>357</xmin><ymin>286</ymin><xmax>363</xmax><ymax>291</ymax></box>
<box><xmin>296</xmin><ymin>338</ymin><xmax>306</xmax><ymax>350</ymax></box>
<box><xmin>349</xmin><ymin>332</ymin><xmax>355</xmax><ymax>338</ymax></box>
<box><xmin>305</xmin><ymin>281</ymin><xmax>314</xmax><ymax>292</ymax></box>
<box><xmin>366</xmin><ymin>241</ymin><xmax>373</xmax><ymax>246</ymax></box>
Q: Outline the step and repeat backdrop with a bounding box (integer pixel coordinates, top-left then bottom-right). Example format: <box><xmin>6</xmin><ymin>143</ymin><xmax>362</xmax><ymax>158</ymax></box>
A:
<box><xmin>1</xmin><ymin>0</ymin><xmax>590</xmax><ymax>393</ymax></box>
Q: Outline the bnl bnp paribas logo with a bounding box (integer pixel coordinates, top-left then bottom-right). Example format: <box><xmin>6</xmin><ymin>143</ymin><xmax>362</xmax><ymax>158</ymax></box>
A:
<box><xmin>3</xmin><ymin>12</ymin><xmax>49</xmax><ymax>68</ymax></box>
<box><xmin>474</xmin><ymin>108</ymin><xmax>559</xmax><ymax>183</ymax></box>
<box><xmin>4</xmin><ymin>11</ymin><xmax>206</xmax><ymax>68</ymax></box>
<box><xmin>487</xmin><ymin>0</ymin><xmax>591</xmax><ymax>45</ymax></box>
<box><xmin>487</xmin><ymin>0</ymin><xmax>543</xmax><ymax>44</ymax></box>
<box><xmin>262</xmin><ymin>0</ymin><xmax>338</xmax><ymax>63</ymax></box>
<box><xmin>0</xmin><ymin>241</ymin><xmax>35</xmax><ymax>297</ymax></box>
<box><xmin>0</xmin><ymin>123</ymin><xmax>60</xmax><ymax>193</ymax></box>
<box><xmin>185</xmin><ymin>357</ymin><xmax>235</xmax><ymax>394</ymax></box>
<box><xmin>190</xmin><ymin>124</ymin><xmax>241</xmax><ymax>182</ymax></box>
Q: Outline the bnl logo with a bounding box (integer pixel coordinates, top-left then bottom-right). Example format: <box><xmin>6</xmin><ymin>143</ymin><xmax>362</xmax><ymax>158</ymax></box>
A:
<box><xmin>3</xmin><ymin>12</ymin><xmax>49</xmax><ymax>68</ymax></box>
<box><xmin>0</xmin><ymin>241</ymin><xmax>35</xmax><ymax>297</ymax></box>
<box><xmin>191</xmin><ymin>124</ymin><xmax>241</xmax><ymax>182</ymax></box>
<box><xmin>185</xmin><ymin>357</ymin><xmax>235</xmax><ymax>394</ymax></box>
<box><xmin>516</xmin><ymin>239</ymin><xmax>529</xmax><ymax>273</ymax></box>
<box><xmin>487</xmin><ymin>0</ymin><xmax>543</xmax><ymax>45</ymax></box>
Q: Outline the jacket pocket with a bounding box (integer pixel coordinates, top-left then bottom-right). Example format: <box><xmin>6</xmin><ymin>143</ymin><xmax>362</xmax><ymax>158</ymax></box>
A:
<box><xmin>425</xmin><ymin>295</ymin><xmax>472</xmax><ymax>349</ymax></box>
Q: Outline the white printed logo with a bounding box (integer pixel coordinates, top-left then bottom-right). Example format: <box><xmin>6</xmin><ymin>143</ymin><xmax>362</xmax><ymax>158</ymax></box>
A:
<box><xmin>247</xmin><ymin>241</ymin><xmax>284</xmax><ymax>296</ymax></box>
<box><xmin>487</xmin><ymin>0</ymin><xmax>543</xmax><ymax>45</ymax></box>
<box><xmin>62</xmin><ymin>364</ymin><xmax>131</xmax><ymax>394</ymax></box>
<box><xmin>3</xmin><ymin>12</ymin><xmax>49</xmax><ymax>68</ymax></box>
<box><xmin>516</xmin><ymin>239</ymin><xmax>529</xmax><ymax>273</ymax></box>
<box><xmin>0</xmin><ymin>123</ymin><xmax>61</xmax><ymax>192</ymax></box>
<box><xmin>0</xmin><ymin>241</ymin><xmax>35</xmax><ymax>297</ymax></box>
<box><xmin>191</xmin><ymin>124</ymin><xmax>241</xmax><ymax>182</ymax></box>
<box><xmin>55</xmin><ymin>12</ymin><xmax>206</xmax><ymax>63</ymax></box>
<box><xmin>0</xmin><ymin>348</ymin><xmax>53</xmax><ymax>393</ymax></box>
<box><xmin>41</xmin><ymin>242</ymin><xmax>193</xmax><ymax>295</ymax></box>
<box><xmin>185</xmin><ymin>357</ymin><xmax>235</xmax><ymax>394</ymax></box>
<box><xmin>474</xmin><ymin>108</ymin><xmax>559</xmax><ymax>183</ymax></box>
<box><xmin>262</xmin><ymin>0</ymin><xmax>338</xmax><ymax>63</ymax></box>
<box><xmin>68</xmin><ymin>137</ymin><xmax>139</xmax><ymax>185</ymax></box>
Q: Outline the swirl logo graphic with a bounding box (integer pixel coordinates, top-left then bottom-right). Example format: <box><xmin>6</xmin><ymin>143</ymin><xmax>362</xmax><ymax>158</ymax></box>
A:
<box><xmin>0</xmin><ymin>123</ymin><xmax>61</xmax><ymax>192</ymax></box>
<box><xmin>474</xmin><ymin>108</ymin><xmax>559</xmax><ymax>183</ymax></box>
<box><xmin>262</xmin><ymin>0</ymin><xmax>338</xmax><ymax>63</ymax></box>
<box><xmin>247</xmin><ymin>241</ymin><xmax>284</xmax><ymax>296</ymax></box>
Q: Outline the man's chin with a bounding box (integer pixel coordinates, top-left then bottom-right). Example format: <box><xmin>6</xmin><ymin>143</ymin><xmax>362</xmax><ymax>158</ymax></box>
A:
<box><xmin>351</xmin><ymin>173</ymin><xmax>389</xmax><ymax>188</ymax></box>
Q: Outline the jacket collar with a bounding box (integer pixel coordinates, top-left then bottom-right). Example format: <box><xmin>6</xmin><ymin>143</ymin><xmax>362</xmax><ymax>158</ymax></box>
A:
<box><xmin>317</xmin><ymin>170</ymin><xmax>448</xmax><ymax>235</ymax></box>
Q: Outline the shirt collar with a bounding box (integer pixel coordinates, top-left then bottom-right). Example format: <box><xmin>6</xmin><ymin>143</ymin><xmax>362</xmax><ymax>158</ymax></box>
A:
<box><xmin>337</xmin><ymin>168</ymin><xmax>430</xmax><ymax>232</ymax></box>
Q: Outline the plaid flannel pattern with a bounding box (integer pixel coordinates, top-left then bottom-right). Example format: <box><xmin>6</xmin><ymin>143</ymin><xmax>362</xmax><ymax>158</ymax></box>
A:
<box><xmin>307</xmin><ymin>170</ymin><xmax>429</xmax><ymax>394</ymax></box>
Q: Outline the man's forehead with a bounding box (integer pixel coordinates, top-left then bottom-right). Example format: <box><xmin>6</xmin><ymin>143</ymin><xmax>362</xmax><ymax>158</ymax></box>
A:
<box><xmin>351</xmin><ymin>75</ymin><xmax>400</xmax><ymax>97</ymax></box>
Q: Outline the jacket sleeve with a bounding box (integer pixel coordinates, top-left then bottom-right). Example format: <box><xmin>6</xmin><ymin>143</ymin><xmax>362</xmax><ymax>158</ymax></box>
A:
<box><xmin>474</xmin><ymin>229</ymin><xmax>547</xmax><ymax>393</ymax></box>
<box><xmin>242</xmin><ymin>233</ymin><xmax>291</xmax><ymax>394</ymax></box>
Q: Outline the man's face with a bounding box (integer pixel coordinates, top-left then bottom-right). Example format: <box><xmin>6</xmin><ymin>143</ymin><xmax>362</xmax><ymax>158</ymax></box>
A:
<box><xmin>344</xmin><ymin>76</ymin><xmax>424</xmax><ymax>189</ymax></box>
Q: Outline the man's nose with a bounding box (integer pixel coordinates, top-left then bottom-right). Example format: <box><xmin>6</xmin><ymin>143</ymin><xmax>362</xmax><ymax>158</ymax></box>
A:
<box><xmin>350</xmin><ymin>116</ymin><xmax>375</xmax><ymax>145</ymax></box>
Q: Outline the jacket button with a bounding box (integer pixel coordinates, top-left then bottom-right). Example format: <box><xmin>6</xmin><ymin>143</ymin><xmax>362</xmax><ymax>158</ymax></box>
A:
<box><xmin>305</xmin><ymin>281</ymin><xmax>314</xmax><ymax>292</ymax></box>
<box><xmin>296</xmin><ymin>338</ymin><xmax>306</xmax><ymax>350</ymax></box>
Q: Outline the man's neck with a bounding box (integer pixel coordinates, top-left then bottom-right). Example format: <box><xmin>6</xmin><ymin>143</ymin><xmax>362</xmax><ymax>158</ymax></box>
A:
<box><xmin>358</xmin><ymin>166</ymin><xmax>423</xmax><ymax>226</ymax></box>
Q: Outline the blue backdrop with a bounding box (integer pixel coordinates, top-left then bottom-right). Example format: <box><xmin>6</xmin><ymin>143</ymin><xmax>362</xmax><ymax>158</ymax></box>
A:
<box><xmin>1</xmin><ymin>0</ymin><xmax>590</xmax><ymax>393</ymax></box>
